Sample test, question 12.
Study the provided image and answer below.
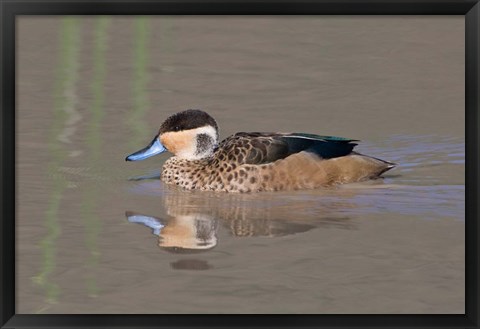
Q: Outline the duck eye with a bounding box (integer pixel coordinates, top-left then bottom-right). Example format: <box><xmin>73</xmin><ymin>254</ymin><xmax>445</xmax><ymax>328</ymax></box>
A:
<box><xmin>174</xmin><ymin>126</ymin><xmax>180</xmax><ymax>132</ymax></box>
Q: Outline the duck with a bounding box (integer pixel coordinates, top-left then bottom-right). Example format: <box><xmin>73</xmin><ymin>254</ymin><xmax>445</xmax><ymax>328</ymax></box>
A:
<box><xmin>125</xmin><ymin>109</ymin><xmax>396</xmax><ymax>193</ymax></box>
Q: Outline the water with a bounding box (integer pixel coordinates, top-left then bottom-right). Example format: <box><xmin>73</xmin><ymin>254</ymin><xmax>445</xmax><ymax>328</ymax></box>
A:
<box><xmin>17</xmin><ymin>16</ymin><xmax>464</xmax><ymax>314</ymax></box>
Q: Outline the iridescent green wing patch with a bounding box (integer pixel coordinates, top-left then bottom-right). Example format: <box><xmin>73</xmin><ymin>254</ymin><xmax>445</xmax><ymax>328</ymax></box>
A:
<box><xmin>288</xmin><ymin>133</ymin><xmax>358</xmax><ymax>143</ymax></box>
<box><xmin>281</xmin><ymin>133</ymin><xmax>358</xmax><ymax>159</ymax></box>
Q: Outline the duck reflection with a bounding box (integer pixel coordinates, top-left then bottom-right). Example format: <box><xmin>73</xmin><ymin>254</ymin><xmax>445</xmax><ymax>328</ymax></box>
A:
<box><xmin>126</xmin><ymin>211</ymin><xmax>217</xmax><ymax>252</ymax></box>
<box><xmin>125</xmin><ymin>182</ymin><xmax>359</xmax><ymax>254</ymax></box>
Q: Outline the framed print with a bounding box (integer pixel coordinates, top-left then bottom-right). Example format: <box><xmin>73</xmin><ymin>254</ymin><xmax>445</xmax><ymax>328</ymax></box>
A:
<box><xmin>1</xmin><ymin>1</ymin><xmax>478</xmax><ymax>328</ymax></box>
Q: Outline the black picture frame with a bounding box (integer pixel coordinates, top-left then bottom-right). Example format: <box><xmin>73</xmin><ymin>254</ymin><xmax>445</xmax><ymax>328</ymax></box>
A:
<box><xmin>1</xmin><ymin>1</ymin><xmax>478</xmax><ymax>328</ymax></box>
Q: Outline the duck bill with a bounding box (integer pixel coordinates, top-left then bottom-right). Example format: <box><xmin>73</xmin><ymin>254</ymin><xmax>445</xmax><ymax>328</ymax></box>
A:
<box><xmin>125</xmin><ymin>137</ymin><xmax>166</xmax><ymax>161</ymax></box>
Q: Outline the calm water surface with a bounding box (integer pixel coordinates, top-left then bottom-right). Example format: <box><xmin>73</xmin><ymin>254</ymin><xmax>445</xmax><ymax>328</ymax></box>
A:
<box><xmin>17</xmin><ymin>16</ymin><xmax>464</xmax><ymax>314</ymax></box>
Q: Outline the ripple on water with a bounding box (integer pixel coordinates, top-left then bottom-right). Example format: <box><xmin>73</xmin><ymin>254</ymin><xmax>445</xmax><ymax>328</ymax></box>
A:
<box><xmin>343</xmin><ymin>135</ymin><xmax>465</xmax><ymax>220</ymax></box>
<box><xmin>343</xmin><ymin>184</ymin><xmax>464</xmax><ymax>220</ymax></box>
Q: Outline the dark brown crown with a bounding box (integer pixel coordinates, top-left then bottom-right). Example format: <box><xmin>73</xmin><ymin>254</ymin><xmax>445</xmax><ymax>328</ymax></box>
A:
<box><xmin>159</xmin><ymin>109</ymin><xmax>218</xmax><ymax>134</ymax></box>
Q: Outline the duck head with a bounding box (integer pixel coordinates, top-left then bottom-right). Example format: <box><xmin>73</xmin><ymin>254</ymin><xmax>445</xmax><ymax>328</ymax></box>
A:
<box><xmin>125</xmin><ymin>109</ymin><xmax>219</xmax><ymax>161</ymax></box>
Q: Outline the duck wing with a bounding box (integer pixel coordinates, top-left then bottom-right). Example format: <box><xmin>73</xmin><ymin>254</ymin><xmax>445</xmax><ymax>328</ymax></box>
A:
<box><xmin>281</xmin><ymin>133</ymin><xmax>358</xmax><ymax>159</ymax></box>
<box><xmin>218</xmin><ymin>132</ymin><xmax>358</xmax><ymax>165</ymax></box>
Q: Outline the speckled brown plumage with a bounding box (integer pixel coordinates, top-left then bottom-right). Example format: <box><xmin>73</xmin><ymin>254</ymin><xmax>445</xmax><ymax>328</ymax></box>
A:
<box><xmin>161</xmin><ymin>132</ymin><xmax>394</xmax><ymax>193</ymax></box>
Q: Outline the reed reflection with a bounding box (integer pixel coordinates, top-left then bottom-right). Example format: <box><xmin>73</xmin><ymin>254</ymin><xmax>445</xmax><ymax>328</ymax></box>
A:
<box><xmin>33</xmin><ymin>17</ymin><xmax>82</xmax><ymax>312</ymax></box>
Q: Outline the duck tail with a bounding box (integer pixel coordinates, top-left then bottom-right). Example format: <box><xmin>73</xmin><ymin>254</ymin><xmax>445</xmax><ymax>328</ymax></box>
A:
<box><xmin>351</xmin><ymin>151</ymin><xmax>397</xmax><ymax>176</ymax></box>
<box><xmin>378</xmin><ymin>161</ymin><xmax>397</xmax><ymax>175</ymax></box>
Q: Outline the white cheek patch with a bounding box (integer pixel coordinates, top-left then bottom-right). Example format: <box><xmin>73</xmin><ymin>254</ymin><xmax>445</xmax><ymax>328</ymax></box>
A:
<box><xmin>192</xmin><ymin>126</ymin><xmax>218</xmax><ymax>142</ymax></box>
<box><xmin>176</xmin><ymin>125</ymin><xmax>218</xmax><ymax>160</ymax></box>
